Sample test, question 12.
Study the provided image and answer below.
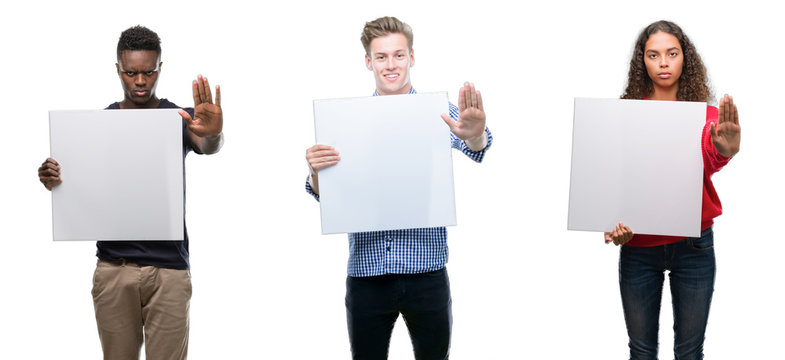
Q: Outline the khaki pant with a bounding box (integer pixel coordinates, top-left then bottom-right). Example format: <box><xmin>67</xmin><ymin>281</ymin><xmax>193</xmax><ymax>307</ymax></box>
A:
<box><xmin>92</xmin><ymin>260</ymin><xmax>191</xmax><ymax>360</ymax></box>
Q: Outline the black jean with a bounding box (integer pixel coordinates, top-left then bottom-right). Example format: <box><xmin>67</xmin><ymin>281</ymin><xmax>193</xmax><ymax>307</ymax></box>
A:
<box><xmin>346</xmin><ymin>268</ymin><xmax>452</xmax><ymax>360</ymax></box>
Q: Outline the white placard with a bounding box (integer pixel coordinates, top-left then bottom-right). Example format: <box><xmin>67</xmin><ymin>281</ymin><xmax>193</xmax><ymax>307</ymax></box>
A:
<box><xmin>49</xmin><ymin>109</ymin><xmax>184</xmax><ymax>241</ymax></box>
<box><xmin>313</xmin><ymin>92</ymin><xmax>456</xmax><ymax>234</ymax></box>
<box><xmin>568</xmin><ymin>98</ymin><xmax>706</xmax><ymax>237</ymax></box>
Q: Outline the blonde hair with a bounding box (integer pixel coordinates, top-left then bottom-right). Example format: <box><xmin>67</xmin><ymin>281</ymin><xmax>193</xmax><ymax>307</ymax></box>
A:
<box><xmin>360</xmin><ymin>16</ymin><xmax>413</xmax><ymax>55</ymax></box>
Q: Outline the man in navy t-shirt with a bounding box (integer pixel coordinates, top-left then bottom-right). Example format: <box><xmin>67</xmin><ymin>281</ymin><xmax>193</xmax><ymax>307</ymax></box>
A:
<box><xmin>37</xmin><ymin>25</ymin><xmax>223</xmax><ymax>360</ymax></box>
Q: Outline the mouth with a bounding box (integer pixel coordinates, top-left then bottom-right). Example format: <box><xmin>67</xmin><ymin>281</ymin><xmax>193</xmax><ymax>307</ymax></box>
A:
<box><xmin>383</xmin><ymin>74</ymin><xmax>399</xmax><ymax>81</ymax></box>
<box><xmin>657</xmin><ymin>73</ymin><xmax>672</xmax><ymax>79</ymax></box>
<box><xmin>133</xmin><ymin>90</ymin><xmax>149</xmax><ymax>97</ymax></box>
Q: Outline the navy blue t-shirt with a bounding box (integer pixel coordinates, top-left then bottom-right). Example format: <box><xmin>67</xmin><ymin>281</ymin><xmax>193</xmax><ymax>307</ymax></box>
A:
<box><xmin>96</xmin><ymin>98</ymin><xmax>193</xmax><ymax>269</ymax></box>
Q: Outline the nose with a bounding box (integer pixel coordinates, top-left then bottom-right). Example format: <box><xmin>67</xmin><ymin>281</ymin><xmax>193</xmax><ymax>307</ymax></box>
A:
<box><xmin>385</xmin><ymin>57</ymin><xmax>395</xmax><ymax>70</ymax></box>
<box><xmin>659</xmin><ymin>55</ymin><xmax>668</xmax><ymax>68</ymax></box>
<box><xmin>134</xmin><ymin>73</ymin><xmax>146</xmax><ymax>86</ymax></box>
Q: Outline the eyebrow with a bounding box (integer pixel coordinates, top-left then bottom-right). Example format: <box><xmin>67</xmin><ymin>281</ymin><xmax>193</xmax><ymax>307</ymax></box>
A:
<box><xmin>646</xmin><ymin>47</ymin><xmax>681</xmax><ymax>53</ymax></box>
<box><xmin>374</xmin><ymin>49</ymin><xmax>408</xmax><ymax>55</ymax></box>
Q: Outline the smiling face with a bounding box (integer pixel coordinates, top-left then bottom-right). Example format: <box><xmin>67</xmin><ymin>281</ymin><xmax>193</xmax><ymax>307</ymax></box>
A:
<box><xmin>644</xmin><ymin>31</ymin><xmax>683</xmax><ymax>100</ymax></box>
<box><xmin>365</xmin><ymin>33</ymin><xmax>413</xmax><ymax>96</ymax></box>
<box><xmin>116</xmin><ymin>50</ymin><xmax>161</xmax><ymax>108</ymax></box>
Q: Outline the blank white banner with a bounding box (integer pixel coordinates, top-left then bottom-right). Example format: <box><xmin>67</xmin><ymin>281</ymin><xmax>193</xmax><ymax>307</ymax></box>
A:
<box><xmin>568</xmin><ymin>98</ymin><xmax>706</xmax><ymax>237</ymax></box>
<box><xmin>49</xmin><ymin>109</ymin><xmax>184</xmax><ymax>241</ymax></box>
<box><xmin>313</xmin><ymin>92</ymin><xmax>456</xmax><ymax>234</ymax></box>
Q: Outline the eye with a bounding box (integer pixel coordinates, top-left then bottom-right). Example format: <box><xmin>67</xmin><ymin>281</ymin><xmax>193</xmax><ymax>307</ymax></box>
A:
<box><xmin>376</xmin><ymin>55</ymin><xmax>385</xmax><ymax>61</ymax></box>
<box><xmin>669</xmin><ymin>52</ymin><xmax>679</xmax><ymax>57</ymax></box>
<box><xmin>648</xmin><ymin>54</ymin><xmax>657</xmax><ymax>59</ymax></box>
<box><xmin>144</xmin><ymin>71</ymin><xmax>156</xmax><ymax>76</ymax></box>
<box><xmin>396</xmin><ymin>54</ymin><xmax>405</xmax><ymax>59</ymax></box>
<box><xmin>124</xmin><ymin>71</ymin><xmax>136</xmax><ymax>76</ymax></box>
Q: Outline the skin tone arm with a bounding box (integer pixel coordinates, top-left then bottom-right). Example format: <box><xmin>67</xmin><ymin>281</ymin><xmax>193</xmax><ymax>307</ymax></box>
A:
<box><xmin>440</xmin><ymin>82</ymin><xmax>487</xmax><ymax>151</ymax></box>
<box><xmin>179</xmin><ymin>75</ymin><xmax>224</xmax><ymax>154</ymax></box>
<box><xmin>604</xmin><ymin>95</ymin><xmax>741</xmax><ymax>245</ymax></box>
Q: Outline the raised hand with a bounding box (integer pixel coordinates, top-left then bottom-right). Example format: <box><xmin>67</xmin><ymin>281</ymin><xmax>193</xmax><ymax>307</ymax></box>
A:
<box><xmin>710</xmin><ymin>94</ymin><xmax>740</xmax><ymax>158</ymax></box>
<box><xmin>441</xmin><ymin>82</ymin><xmax>486</xmax><ymax>144</ymax></box>
<box><xmin>604</xmin><ymin>222</ymin><xmax>634</xmax><ymax>246</ymax></box>
<box><xmin>38</xmin><ymin>157</ymin><xmax>61</xmax><ymax>190</ymax></box>
<box><xmin>179</xmin><ymin>75</ymin><xmax>222</xmax><ymax>137</ymax></box>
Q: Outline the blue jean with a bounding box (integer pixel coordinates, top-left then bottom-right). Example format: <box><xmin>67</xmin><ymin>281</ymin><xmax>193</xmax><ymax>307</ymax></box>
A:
<box><xmin>619</xmin><ymin>227</ymin><xmax>715</xmax><ymax>360</ymax></box>
<box><xmin>345</xmin><ymin>268</ymin><xmax>452</xmax><ymax>360</ymax></box>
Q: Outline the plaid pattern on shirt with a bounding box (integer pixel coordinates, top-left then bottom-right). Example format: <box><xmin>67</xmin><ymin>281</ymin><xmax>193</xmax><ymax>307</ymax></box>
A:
<box><xmin>306</xmin><ymin>88</ymin><xmax>492</xmax><ymax>276</ymax></box>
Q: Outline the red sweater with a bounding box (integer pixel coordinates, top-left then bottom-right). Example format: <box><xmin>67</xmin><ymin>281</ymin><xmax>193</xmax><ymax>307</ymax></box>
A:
<box><xmin>626</xmin><ymin>105</ymin><xmax>731</xmax><ymax>247</ymax></box>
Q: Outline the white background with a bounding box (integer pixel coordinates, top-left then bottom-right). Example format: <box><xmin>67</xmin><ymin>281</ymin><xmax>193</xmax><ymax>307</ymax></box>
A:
<box><xmin>1</xmin><ymin>0</ymin><xmax>781</xmax><ymax>358</ymax></box>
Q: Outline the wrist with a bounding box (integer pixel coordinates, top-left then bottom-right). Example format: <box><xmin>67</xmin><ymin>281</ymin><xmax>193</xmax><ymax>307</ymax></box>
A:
<box><xmin>465</xmin><ymin>131</ymin><xmax>487</xmax><ymax>151</ymax></box>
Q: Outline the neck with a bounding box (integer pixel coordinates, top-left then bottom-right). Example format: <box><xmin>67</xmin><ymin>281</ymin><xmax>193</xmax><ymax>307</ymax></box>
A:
<box><xmin>649</xmin><ymin>86</ymin><xmax>678</xmax><ymax>101</ymax></box>
<box><xmin>377</xmin><ymin>83</ymin><xmax>412</xmax><ymax>96</ymax></box>
<box><xmin>119</xmin><ymin>96</ymin><xmax>161</xmax><ymax>109</ymax></box>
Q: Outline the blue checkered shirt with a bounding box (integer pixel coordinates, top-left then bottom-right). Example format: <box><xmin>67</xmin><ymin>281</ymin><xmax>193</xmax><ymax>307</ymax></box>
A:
<box><xmin>307</xmin><ymin>88</ymin><xmax>492</xmax><ymax>277</ymax></box>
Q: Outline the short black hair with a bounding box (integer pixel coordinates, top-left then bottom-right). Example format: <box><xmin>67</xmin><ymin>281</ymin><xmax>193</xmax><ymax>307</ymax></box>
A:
<box><xmin>116</xmin><ymin>25</ymin><xmax>161</xmax><ymax>60</ymax></box>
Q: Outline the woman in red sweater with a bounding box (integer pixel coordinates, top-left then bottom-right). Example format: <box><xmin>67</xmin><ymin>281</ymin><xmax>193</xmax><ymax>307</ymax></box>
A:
<box><xmin>605</xmin><ymin>20</ymin><xmax>741</xmax><ymax>359</ymax></box>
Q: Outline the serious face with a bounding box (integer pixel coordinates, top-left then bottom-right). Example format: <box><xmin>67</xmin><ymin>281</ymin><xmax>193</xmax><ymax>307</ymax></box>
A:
<box><xmin>116</xmin><ymin>50</ymin><xmax>161</xmax><ymax>108</ymax></box>
<box><xmin>365</xmin><ymin>33</ymin><xmax>414</xmax><ymax>96</ymax></box>
<box><xmin>644</xmin><ymin>31</ymin><xmax>683</xmax><ymax>96</ymax></box>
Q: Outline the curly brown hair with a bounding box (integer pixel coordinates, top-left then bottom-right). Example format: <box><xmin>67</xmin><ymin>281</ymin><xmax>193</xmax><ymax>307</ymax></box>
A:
<box><xmin>621</xmin><ymin>20</ymin><xmax>712</xmax><ymax>103</ymax></box>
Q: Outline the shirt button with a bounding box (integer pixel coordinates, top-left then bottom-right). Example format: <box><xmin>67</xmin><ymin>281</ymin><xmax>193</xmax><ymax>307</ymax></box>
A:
<box><xmin>386</xmin><ymin>246</ymin><xmax>391</xmax><ymax>251</ymax></box>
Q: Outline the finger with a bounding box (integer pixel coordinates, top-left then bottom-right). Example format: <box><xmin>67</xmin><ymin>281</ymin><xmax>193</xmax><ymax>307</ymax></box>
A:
<box><xmin>310</xmin><ymin>158</ymin><xmax>341</xmax><ymax>169</ymax></box>
<box><xmin>39</xmin><ymin>168</ymin><xmax>60</xmax><ymax>177</ymax></box>
<box><xmin>605</xmin><ymin>233</ymin><xmax>612</xmax><ymax>244</ymax></box>
<box><xmin>710</xmin><ymin>122</ymin><xmax>717</xmax><ymax>139</ymax></box>
<box><xmin>718</xmin><ymin>96</ymin><xmax>726</xmax><ymax>126</ymax></box>
<box><xmin>191</xmin><ymin>80</ymin><xmax>200</xmax><ymax>106</ymax></box>
<box><xmin>310</xmin><ymin>155</ymin><xmax>341</xmax><ymax>166</ymax></box>
<box><xmin>733</xmin><ymin>103</ymin><xmax>739</xmax><ymax>125</ymax></box>
<box><xmin>197</xmin><ymin>75</ymin><xmax>208</xmax><ymax>103</ymax></box>
<box><xmin>441</xmin><ymin>113</ymin><xmax>457</xmax><ymax>131</ymax></box>
<box><xmin>202</xmin><ymin>76</ymin><xmax>213</xmax><ymax>103</ymax></box>
<box><xmin>469</xmin><ymin>82</ymin><xmax>478</xmax><ymax>108</ymax></box>
<box><xmin>476</xmin><ymin>91</ymin><xmax>484</xmax><ymax>112</ymax></box>
<box><xmin>312</xmin><ymin>160</ymin><xmax>340</xmax><ymax>172</ymax></box>
<box><xmin>40</xmin><ymin>161</ymin><xmax>60</xmax><ymax>172</ymax></box>
<box><xmin>728</xmin><ymin>95</ymin><xmax>738</xmax><ymax>125</ymax></box>
<box><xmin>307</xmin><ymin>150</ymin><xmax>340</xmax><ymax>160</ymax></box>
<box><xmin>179</xmin><ymin>109</ymin><xmax>193</xmax><ymax>122</ymax></box>
<box><xmin>215</xmin><ymin>85</ymin><xmax>221</xmax><ymax>107</ymax></box>
<box><xmin>458</xmin><ymin>85</ymin><xmax>467</xmax><ymax>111</ymax></box>
<box><xmin>307</xmin><ymin>144</ymin><xmax>336</xmax><ymax>153</ymax></box>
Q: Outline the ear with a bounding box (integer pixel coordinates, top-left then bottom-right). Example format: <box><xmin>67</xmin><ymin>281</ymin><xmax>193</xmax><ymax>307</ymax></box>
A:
<box><xmin>159</xmin><ymin>61</ymin><xmax>163</xmax><ymax>73</ymax></box>
<box><xmin>115</xmin><ymin>63</ymin><xmax>120</xmax><ymax>75</ymax></box>
<box><xmin>409</xmin><ymin>48</ymin><xmax>415</xmax><ymax>67</ymax></box>
<box><xmin>365</xmin><ymin>53</ymin><xmax>373</xmax><ymax>71</ymax></box>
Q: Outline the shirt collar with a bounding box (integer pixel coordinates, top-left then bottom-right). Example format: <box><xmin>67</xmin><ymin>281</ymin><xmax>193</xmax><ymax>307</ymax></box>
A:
<box><xmin>373</xmin><ymin>87</ymin><xmax>417</xmax><ymax>96</ymax></box>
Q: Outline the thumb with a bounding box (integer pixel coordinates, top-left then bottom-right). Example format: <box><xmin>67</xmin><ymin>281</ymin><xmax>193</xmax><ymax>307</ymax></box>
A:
<box><xmin>179</xmin><ymin>109</ymin><xmax>192</xmax><ymax>123</ymax></box>
<box><xmin>709</xmin><ymin>121</ymin><xmax>718</xmax><ymax>139</ymax></box>
<box><xmin>441</xmin><ymin>113</ymin><xmax>456</xmax><ymax>131</ymax></box>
